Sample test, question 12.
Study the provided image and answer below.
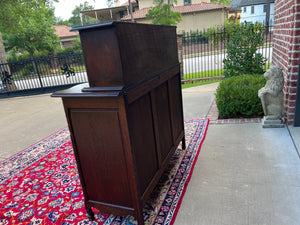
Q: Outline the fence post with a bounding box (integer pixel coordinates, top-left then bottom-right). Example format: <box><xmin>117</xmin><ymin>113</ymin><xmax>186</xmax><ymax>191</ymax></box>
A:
<box><xmin>33</xmin><ymin>57</ymin><xmax>44</xmax><ymax>90</ymax></box>
<box><xmin>177</xmin><ymin>34</ymin><xmax>184</xmax><ymax>80</ymax></box>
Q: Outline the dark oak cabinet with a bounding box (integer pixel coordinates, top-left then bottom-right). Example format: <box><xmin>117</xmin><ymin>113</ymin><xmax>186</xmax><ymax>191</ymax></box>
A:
<box><xmin>52</xmin><ymin>22</ymin><xmax>185</xmax><ymax>224</ymax></box>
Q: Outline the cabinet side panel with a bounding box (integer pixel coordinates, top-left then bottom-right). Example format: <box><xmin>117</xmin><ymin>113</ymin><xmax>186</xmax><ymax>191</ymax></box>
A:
<box><xmin>69</xmin><ymin>110</ymin><xmax>132</xmax><ymax>207</ymax></box>
<box><xmin>127</xmin><ymin>94</ymin><xmax>159</xmax><ymax>195</ymax></box>
<box><xmin>152</xmin><ymin>82</ymin><xmax>173</xmax><ymax>162</ymax></box>
<box><xmin>80</xmin><ymin>27</ymin><xmax>123</xmax><ymax>87</ymax></box>
<box><xmin>169</xmin><ymin>74</ymin><xmax>184</xmax><ymax>141</ymax></box>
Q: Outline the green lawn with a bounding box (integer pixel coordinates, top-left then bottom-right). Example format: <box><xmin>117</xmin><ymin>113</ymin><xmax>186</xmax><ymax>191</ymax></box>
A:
<box><xmin>181</xmin><ymin>80</ymin><xmax>220</xmax><ymax>89</ymax></box>
<box><xmin>181</xmin><ymin>69</ymin><xmax>224</xmax><ymax>89</ymax></box>
<box><xmin>183</xmin><ymin>69</ymin><xmax>224</xmax><ymax>80</ymax></box>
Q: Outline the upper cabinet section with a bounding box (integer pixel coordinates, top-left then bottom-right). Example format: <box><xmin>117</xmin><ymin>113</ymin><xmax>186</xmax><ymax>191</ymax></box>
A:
<box><xmin>72</xmin><ymin>22</ymin><xmax>178</xmax><ymax>89</ymax></box>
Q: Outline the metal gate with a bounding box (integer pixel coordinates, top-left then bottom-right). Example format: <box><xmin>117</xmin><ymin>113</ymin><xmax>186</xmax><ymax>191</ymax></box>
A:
<box><xmin>0</xmin><ymin>53</ymin><xmax>88</xmax><ymax>96</ymax></box>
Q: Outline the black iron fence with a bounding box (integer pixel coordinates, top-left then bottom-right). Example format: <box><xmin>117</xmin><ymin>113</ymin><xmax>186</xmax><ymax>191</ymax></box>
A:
<box><xmin>0</xmin><ymin>53</ymin><xmax>88</xmax><ymax>95</ymax></box>
<box><xmin>181</xmin><ymin>26</ymin><xmax>273</xmax><ymax>84</ymax></box>
<box><xmin>0</xmin><ymin>25</ymin><xmax>274</xmax><ymax>95</ymax></box>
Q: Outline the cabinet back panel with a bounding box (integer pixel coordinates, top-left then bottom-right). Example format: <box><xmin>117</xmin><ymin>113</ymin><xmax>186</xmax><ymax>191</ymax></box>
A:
<box><xmin>152</xmin><ymin>82</ymin><xmax>173</xmax><ymax>161</ymax></box>
<box><xmin>127</xmin><ymin>94</ymin><xmax>159</xmax><ymax>195</ymax></box>
<box><xmin>169</xmin><ymin>75</ymin><xmax>184</xmax><ymax>140</ymax></box>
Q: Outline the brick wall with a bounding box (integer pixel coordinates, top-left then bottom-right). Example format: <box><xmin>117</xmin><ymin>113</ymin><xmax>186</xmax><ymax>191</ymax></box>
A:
<box><xmin>272</xmin><ymin>0</ymin><xmax>300</xmax><ymax>125</ymax></box>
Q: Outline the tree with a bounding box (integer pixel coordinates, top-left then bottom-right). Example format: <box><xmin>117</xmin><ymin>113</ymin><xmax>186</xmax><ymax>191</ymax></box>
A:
<box><xmin>146</xmin><ymin>0</ymin><xmax>182</xmax><ymax>26</ymax></box>
<box><xmin>54</xmin><ymin>17</ymin><xmax>71</xmax><ymax>26</ymax></box>
<box><xmin>3</xmin><ymin>5</ymin><xmax>60</xmax><ymax>59</ymax></box>
<box><xmin>106</xmin><ymin>0</ymin><xmax>114</xmax><ymax>7</ymax></box>
<box><xmin>265</xmin><ymin>0</ymin><xmax>271</xmax><ymax>33</ymax></box>
<box><xmin>68</xmin><ymin>2</ymin><xmax>98</xmax><ymax>27</ymax></box>
<box><xmin>211</xmin><ymin>0</ymin><xmax>233</xmax><ymax>5</ymax></box>
<box><xmin>0</xmin><ymin>0</ymin><xmax>56</xmax><ymax>90</ymax></box>
<box><xmin>223</xmin><ymin>22</ymin><xmax>267</xmax><ymax>77</ymax></box>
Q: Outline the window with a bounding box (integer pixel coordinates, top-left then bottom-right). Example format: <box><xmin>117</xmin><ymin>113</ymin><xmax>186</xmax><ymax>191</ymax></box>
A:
<box><xmin>184</xmin><ymin>0</ymin><xmax>191</xmax><ymax>5</ymax></box>
<box><xmin>243</xmin><ymin>7</ymin><xmax>246</xmax><ymax>13</ymax></box>
<box><xmin>263</xmin><ymin>4</ymin><xmax>267</xmax><ymax>13</ymax></box>
<box><xmin>251</xmin><ymin>6</ymin><xmax>254</xmax><ymax>14</ymax></box>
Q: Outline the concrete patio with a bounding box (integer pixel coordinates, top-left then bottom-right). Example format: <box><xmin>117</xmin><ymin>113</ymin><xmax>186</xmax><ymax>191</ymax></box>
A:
<box><xmin>1</xmin><ymin>83</ymin><xmax>300</xmax><ymax>224</ymax></box>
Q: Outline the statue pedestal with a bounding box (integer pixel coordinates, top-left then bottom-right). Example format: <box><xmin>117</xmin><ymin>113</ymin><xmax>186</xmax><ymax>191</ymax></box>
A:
<box><xmin>262</xmin><ymin>117</ymin><xmax>284</xmax><ymax>128</ymax></box>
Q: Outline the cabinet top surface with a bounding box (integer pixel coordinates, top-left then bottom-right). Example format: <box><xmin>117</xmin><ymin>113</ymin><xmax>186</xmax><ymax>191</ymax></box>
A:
<box><xmin>70</xmin><ymin>21</ymin><xmax>176</xmax><ymax>32</ymax></box>
<box><xmin>51</xmin><ymin>83</ymin><xmax>123</xmax><ymax>98</ymax></box>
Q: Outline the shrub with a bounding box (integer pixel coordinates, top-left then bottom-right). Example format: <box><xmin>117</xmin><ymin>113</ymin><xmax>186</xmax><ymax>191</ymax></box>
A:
<box><xmin>216</xmin><ymin>74</ymin><xmax>266</xmax><ymax>118</ymax></box>
<box><xmin>223</xmin><ymin>22</ymin><xmax>267</xmax><ymax>77</ymax></box>
<box><xmin>56</xmin><ymin>38</ymin><xmax>82</xmax><ymax>56</ymax></box>
<box><xmin>23</xmin><ymin>64</ymin><xmax>35</xmax><ymax>75</ymax></box>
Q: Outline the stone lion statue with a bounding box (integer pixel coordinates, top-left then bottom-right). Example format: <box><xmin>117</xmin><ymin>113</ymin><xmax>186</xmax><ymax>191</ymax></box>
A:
<box><xmin>258</xmin><ymin>65</ymin><xmax>284</xmax><ymax>120</ymax></box>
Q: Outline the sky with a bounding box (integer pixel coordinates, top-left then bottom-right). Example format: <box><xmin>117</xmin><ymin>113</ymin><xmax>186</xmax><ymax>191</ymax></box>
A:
<box><xmin>53</xmin><ymin>0</ymin><xmax>128</xmax><ymax>20</ymax></box>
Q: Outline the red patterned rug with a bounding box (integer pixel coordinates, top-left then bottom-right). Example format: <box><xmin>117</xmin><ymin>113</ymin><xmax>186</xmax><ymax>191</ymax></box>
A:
<box><xmin>0</xmin><ymin>119</ymin><xmax>209</xmax><ymax>225</ymax></box>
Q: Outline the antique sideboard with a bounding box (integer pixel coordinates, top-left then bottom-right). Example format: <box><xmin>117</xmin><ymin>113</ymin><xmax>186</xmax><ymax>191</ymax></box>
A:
<box><xmin>52</xmin><ymin>22</ymin><xmax>185</xmax><ymax>224</ymax></box>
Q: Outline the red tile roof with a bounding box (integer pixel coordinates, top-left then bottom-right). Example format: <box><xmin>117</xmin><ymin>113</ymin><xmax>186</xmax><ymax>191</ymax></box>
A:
<box><xmin>123</xmin><ymin>2</ymin><xmax>231</xmax><ymax>20</ymax></box>
<box><xmin>53</xmin><ymin>25</ymin><xmax>78</xmax><ymax>38</ymax></box>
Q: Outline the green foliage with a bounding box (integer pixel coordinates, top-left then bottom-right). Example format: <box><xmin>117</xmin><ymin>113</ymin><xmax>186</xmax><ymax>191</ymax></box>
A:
<box><xmin>0</xmin><ymin>0</ymin><xmax>57</xmax><ymax>34</ymax></box>
<box><xmin>68</xmin><ymin>1</ymin><xmax>98</xmax><ymax>27</ymax></box>
<box><xmin>54</xmin><ymin>17</ymin><xmax>71</xmax><ymax>26</ymax></box>
<box><xmin>23</xmin><ymin>64</ymin><xmax>35</xmax><ymax>75</ymax></box>
<box><xmin>223</xmin><ymin>22</ymin><xmax>267</xmax><ymax>77</ymax></box>
<box><xmin>202</xmin><ymin>20</ymin><xmax>240</xmax><ymax>47</ymax></box>
<box><xmin>7</xmin><ymin>50</ymin><xmax>60</xmax><ymax>62</ymax></box>
<box><xmin>56</xmin><ymin>38</ymin><xmax>82</xmax><ymax>56</ymax></box>
<box><xmin>106</xmin><ymin>0</ymin><xmax>114</xmax><ymax>7</ymax></box>
<box><xmin>146</xmin><ymin>0</ymin><xmax>182</xmax><ymax>26</ymax></box>
<box><xmin>184</xmin><ymin>69</ymin><xmax>224</xmax><ymax>80</ymax></box>
<box><xmin>211</xmin><ymin>0</ymin><xmax>233</xmax><ymax>4</ymax></box>
<box><xmin>3</xmin><ymin>4</ymin><xmax>60</xmax><ymax>58</ymax></box>
<box><xmin>181</xmin><ymin>30</ymin><xmax>208</xmax><ymax>43</ymax></box>
<box><xmin>7</xmin><ymin>38</ymin><xmax>82</xmax><ymax>62</ymax></box>
<box><xmin>215</xmin><ymin>74</ymin><xmax>266</xmax><ymax>118</ymax></box>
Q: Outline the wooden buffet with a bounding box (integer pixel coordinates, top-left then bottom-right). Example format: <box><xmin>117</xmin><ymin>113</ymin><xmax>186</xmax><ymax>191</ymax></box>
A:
<box><xmin>52</xmin><ymin>22</ymin><xmax>185</xmax><ymax>225</ymax></box>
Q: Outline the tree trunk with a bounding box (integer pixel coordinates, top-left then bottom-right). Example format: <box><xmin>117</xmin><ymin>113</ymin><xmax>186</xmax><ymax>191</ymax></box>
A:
<box><xmin>0</xmin><ymin>32</ymin><xmax>18</xmax><ymax>91</ymax></box>
<box><xmin>129</xmin><ymin>0</ymin><xmax>134</xmax><ymax>22</ymax></box>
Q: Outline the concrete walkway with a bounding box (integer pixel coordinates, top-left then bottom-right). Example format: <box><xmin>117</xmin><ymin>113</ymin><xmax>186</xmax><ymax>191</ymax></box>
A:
<box><xmin>1</xmin><ymin>83</ymin><xmax>300</xmax><ymax>224</ymax></box>
<box><xmin>180</xmin><ymin>83</ymin><xmax>300</xmax><ymax>225</ymax></box>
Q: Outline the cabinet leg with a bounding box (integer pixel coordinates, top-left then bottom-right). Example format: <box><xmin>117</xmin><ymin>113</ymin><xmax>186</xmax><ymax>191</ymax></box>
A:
<box><xmin>86</xmin><ymin>207</ymin><xmax>95</xmax><ymax>221</ymax></box>
<box><xmin>136</xmin><ymin>214</ymin><xmax>145</xmax><ymax>225</ymax></box>
<box><xmin>182</xmin><ymin>136</ymin><xmax>186</xmax><ymax>150</ymax></box>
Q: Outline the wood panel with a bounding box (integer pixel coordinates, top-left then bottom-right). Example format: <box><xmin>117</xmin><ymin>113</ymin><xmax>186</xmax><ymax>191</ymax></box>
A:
<box><xmin>152</xmin><ymin>82</ymin><xmax>173</xmax><ymax>163</ymax></box>
<box><xmin>80</xmin><ymin>27</ymin><xmax>123</xmax><ymax>87</ymax></box>
<box><xmin>116</xmin><ymin>23</ymin><xmax>178</xmax><ymax>87</ymax></box>
<box><xmin>127</xmin><ymin>94</ymin><xmax>159</xmax><ymax>195</ymax></box>
<box><xmin>169</xmin><ymin>74</ymin><xmax>185</xmax><ymax>142</ymax></box>
<box><xmin>69</xmin><ymin>110</ymin><xmax>133</xmax><ymax>207</ymax></box>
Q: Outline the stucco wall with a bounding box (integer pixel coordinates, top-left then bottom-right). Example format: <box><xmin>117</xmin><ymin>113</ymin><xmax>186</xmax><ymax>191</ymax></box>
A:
<box><xmin>139</xmin><ymin>0</ymin><xmax>211</xmax><ymax>9</ymax></box>
<box><xmin>177</xmin><ymin>10</ymin><xmax>224</xmax><ymax>32</ymax></box>
<box><xmin>176</xmin><ymin>0</ymin><xmax>210</xmax><ymax>5</ymax></box>
<box><xmin>139</xmin><ymin>0</ymin><xmax>154</xmax><ymax>9</ymax></box>
<box><xmin>136</xmin><ymin>10</ymin><xmax>225</xmax><ymax>33</ymax></box>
